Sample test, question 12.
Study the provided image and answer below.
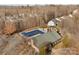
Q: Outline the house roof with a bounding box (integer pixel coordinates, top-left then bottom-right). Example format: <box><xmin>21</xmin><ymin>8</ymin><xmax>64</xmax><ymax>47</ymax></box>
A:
<box><xmin>32</xmin><ymin>31</ymin><xmax>61</xmax><ymax>48</ymax></box>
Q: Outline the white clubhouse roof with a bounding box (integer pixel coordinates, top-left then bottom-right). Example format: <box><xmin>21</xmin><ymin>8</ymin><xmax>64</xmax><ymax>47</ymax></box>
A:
<box><xmin>47</xmin><ymin>20</ymin><xmax>55</xmax><ymax>27</ymax></box>
<box><xmin>69</xmin><ymin>14</ymin><xmax>73</xmax><ymax>17</ymax></box>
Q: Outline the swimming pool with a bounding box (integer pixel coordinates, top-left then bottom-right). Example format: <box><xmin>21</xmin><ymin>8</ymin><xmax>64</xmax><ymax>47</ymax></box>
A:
<box><xmin>21</xmin><ymin>30</ymin><xmax>45</xmax><ymax>37</ymax></box>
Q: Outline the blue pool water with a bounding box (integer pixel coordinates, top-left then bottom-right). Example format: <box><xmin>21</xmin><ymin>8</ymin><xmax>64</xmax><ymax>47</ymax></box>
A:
<box><xmin>21</xmin><ymin>30</ymin><xmax>45</xmax><ymax>37</ymax></box>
